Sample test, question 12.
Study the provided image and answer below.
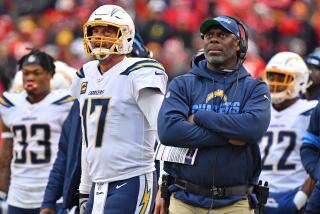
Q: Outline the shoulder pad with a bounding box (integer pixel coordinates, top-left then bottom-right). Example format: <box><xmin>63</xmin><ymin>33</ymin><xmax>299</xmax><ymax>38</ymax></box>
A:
<box><xmin>0</xmin><ymin>95</ymin><xmax>14</xmax><ymax>108</ymax></box>
<box><xmin>120</xmin><ymin>59</ymin><xmax>165</xmax><ymax>76</ymax></box>
<box><xmin>52</xmin><ymin>95</ymin><xmax>75</xmax><ymax>105</ymax></box>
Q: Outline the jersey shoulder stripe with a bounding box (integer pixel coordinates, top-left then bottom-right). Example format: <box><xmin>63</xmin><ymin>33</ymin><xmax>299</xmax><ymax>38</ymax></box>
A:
<box><xmin>52</xmin><ymin>95</ymin><xmax>75</xmax><ymax>105</ymax></box>
<box><xmin>120</xmin><ymin>59</ymin><xmax>165</xmax><ymax>76</ymax></box>
<box><xmin>300</xmin><ymin>108</ymin><xmax>315</xmax><ymax>116</ymax></box>
<box><xmin>76</xmin><ymin>67</ymin><xmax>85</xmax><ymax>78</ymax></box>
<box><xmin>0</xmin><ymin>95</ymin><xmax>14</xmax><ymax>108</ymax></box>
<box><xmin>298</xmin><ymin>100</ymin><xmax>318</xmax><ymax>116</ymax></box>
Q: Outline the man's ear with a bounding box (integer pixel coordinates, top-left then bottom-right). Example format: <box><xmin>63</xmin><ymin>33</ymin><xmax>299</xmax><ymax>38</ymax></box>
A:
<box><xmin>236</xmin><ymin>39</ymin><xmax>240</xmax><ymax>52</ymax></box>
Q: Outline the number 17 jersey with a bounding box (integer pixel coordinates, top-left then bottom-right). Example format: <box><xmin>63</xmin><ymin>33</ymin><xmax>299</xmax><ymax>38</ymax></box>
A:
<box><xmin>70</xmin><ymin>57</ymin><xmax>167</xmax><ymax>183</ymax></box>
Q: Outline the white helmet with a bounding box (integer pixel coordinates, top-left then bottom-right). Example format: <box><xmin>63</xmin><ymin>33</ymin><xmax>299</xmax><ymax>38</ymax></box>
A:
<box><xmin>83</xmin><ymin>5</ymin><xmax>135</xmax><ymax>60</ymax></box>
<box><xmin>262</xmin><ymin>52</ymin><xmax>310</xmax><ymax>104</ymax></box>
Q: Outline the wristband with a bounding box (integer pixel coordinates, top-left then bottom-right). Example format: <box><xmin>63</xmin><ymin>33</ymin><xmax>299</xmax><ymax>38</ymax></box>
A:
<box><xmin>293</xmin><ymin>190</ymin><xmax>308</xmax><ymax>210</ymax></box>
<box><xmin>1</xmin><ymin>132</ymin><xmax>13</xmax><ymax>139</ymax></box>
<box><xmin>0</xmin><ymin>191</ymin><xmax>7</xmax><ymax>199</ymax></box>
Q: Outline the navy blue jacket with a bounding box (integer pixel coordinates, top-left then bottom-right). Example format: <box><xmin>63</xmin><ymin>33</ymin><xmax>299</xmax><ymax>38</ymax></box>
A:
<box><xmin>301</xmin><ymin>102</ymin><xmax>320</xmax><ymax>212</ymax></box>
<box><xmin>42</xmin><ymin>100</ymin><xmax>82</xmax><ymax>210</ymax></box>
<box><xmin>158</xmin><ymin>58</ymin><xmax>271</xmax><ymax>208</ymax></box>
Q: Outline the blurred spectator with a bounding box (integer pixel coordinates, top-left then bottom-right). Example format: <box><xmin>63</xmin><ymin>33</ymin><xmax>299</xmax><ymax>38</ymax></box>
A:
<box><xmin>243</xmin><ymin>39</ymin><xmax>266</xmax><ymax>79</ymax></box>
<box><xmin>13</xmin><ymin>0</ymin><xmax>56</xmax><ymax>15</ymax></box>
<box><xmin>0</xmin><ymin>44</ymin><xmax>17</xmax><ymax>94</ymax></box>
<box><xmin>140</xmin><ymin>0</ymin><xmax>172</xmax><ymax>44</ymax></box>
<box><xmin>160</xmin><ymin>37</ymin><xmax>190</xmax><ymax>80</ymax></box>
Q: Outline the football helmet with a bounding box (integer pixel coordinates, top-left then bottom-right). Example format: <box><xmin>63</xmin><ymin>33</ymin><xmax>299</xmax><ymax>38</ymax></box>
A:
<box><xmin>262</xmin><ymin>52</ymin><xmax>310</xmax><ymax>104</ymax></box>
<box><xmin>83</xmin><ymin>5</ymin><xmax>135</xmax><ymax>60</ymax></box>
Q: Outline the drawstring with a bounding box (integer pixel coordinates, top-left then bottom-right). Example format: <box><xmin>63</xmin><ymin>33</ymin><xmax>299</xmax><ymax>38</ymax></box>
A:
<box><xmin>226</xmin><ymin>69</ymin><xmax>240</xmax><ymax>114</ymax></box>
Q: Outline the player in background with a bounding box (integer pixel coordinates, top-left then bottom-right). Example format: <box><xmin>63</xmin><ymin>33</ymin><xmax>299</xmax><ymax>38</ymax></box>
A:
<box><xmin>260</xmin><ymin>52</ymin><xmax>317</xmax><ymax>214</ymax></box>
<box><xmin>300</xmin><ymin>101</ymin><xmax>320</xmax><ymax>214</ymax></box>
<box><xmin>69</xmin><ymin>4</ymin><xmax>167</xmax><ymax>214</ymax></box>
<box><xmin>0</xmin><ymin>49</ymin><xmax>74</xmax><ymax>214</ymax></box>
<box><xmin>304</xmin><ymin>49</ymin><xmax>320</xmax><ymax>100</ymax></box>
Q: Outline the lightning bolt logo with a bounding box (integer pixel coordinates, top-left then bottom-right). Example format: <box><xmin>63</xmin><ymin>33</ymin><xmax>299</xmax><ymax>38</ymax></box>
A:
<box><xmin>139</xmin><ymin>176</ymin><xmax>151</xmax><ymax>214</ymax></box>
<box><xmin>206</xmin><ymin>89</ymin><xmax>227</xmax><ymax>103</ymax></box>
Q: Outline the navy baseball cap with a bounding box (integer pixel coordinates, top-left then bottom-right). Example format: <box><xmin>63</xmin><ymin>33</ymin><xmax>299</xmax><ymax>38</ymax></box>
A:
<box><xmin>305</xmin><ymin>51</ymin><xmax>320</xmax><ymax>68</ymax></box>
<box><xmin>200</xmin><ymin>16</ymin><xmax>240</xmax><ymax>38</ymax></box>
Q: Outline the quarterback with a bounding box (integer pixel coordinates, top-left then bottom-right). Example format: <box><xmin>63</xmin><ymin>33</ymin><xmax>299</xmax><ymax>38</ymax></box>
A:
<box><xmin>69</xmin><ymin>4</ymin><xmax>167</xmax><ymax>214</ymax></box>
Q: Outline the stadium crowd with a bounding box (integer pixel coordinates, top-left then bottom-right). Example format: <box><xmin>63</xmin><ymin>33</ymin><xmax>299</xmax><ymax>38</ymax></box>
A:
<box><xmin>0</xmin><ymin>0</ymin><xmax>320</xmax><ymax>93</ymax></box>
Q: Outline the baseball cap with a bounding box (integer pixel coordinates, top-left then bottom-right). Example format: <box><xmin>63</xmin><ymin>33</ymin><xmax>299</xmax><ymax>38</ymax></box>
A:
<box><xmin>200</xmin><ymin>16</ymin><xmax>240</xmax><ymax>38</ymax></box>
<box><xmin>305</xmin><ymin>51</ymin><xmax>320</xmax><ymax>68</ymax></box>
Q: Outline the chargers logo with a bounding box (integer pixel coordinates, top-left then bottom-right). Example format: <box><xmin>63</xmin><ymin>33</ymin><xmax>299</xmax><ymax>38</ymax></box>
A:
<box><xmin>215</xmin><ymin>17</ymin><xmax>232</xmax><ymax>24</ymax></box>
<box><xmin>81</xmin><ymin>82</ymin><xmax>88</xmax><ymax>94</ymax></box>
<box><xmin>206</xmin><ymin>89</ymin><xmax>227</xmax><ymax>103</ymax></box>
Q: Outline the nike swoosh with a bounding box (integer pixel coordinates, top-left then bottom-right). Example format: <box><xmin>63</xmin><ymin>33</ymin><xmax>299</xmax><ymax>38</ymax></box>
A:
<box><xmin>264</xmin><ymin>95</ymin><xmax>270</xmax><ymax>101</ymax></box>
<box><xmin>96</xmin><ymin>192</ymin><xmax>104</xmax><ymax>195</ymax></box>
<box><xmin>155</xmin><ymin>71</ymin><xmax>164</xmax><ymax>75</ymax></box>
<box><xmin>116</xmin><ymin>182</ymin><xmax>127</xmax><ymax>189</ymax></box>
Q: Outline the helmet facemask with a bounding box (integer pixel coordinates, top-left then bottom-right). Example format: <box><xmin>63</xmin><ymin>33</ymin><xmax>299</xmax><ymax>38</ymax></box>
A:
<box><xmin>263</xmin><ymin>69</ymin><xmax>296</xmax><ymax>104</ymax></box>
<box><xmin>83</xmin><ymin>21</ymin><xmax>131</xmax><ymax>60</ymax></box>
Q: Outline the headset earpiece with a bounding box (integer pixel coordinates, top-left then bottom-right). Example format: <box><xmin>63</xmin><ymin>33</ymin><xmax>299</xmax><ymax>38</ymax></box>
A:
<box><xmin>223</xmin><ymin>16</ymin><xmax>248</xmax><ymax>60</ymax></box>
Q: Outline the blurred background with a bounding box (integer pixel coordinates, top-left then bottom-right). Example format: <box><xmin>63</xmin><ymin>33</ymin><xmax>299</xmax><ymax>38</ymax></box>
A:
<box><xmin>0</xmin><ymin>0</ymin><xmax>319</xmax><ymax>94</ymax></box>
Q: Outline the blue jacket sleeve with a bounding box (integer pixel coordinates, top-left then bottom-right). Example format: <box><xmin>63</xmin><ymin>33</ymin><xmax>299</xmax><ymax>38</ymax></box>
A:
<box><xmin>194</xmin><ymin>81</ymin><xmax>271</xmax><ymax>143</ymax></box>
<box><xmin>41</xmin><ymin>102</ymin><xmax>77</xmax><ymax>209</ymax></box>
<box><xmin>301</xmin><ymin>102</ymin><xmax>320</xmax><ymax>181</ymax></box>
<box><xmin>158</xmin><ymin>78</ymin><xmax>229</xmax><ymax>148</ymax></box>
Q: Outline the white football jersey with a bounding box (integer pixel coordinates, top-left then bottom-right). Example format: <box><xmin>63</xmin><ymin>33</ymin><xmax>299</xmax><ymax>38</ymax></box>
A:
<box><xmin>259</xmin><ymin>99</ymin><xmax>318</xmax><ymax>193</ymax></box>
<box><xmin>70</xmin><ymin>57</ymin><xmax>167</xmax><ymax>182</ymax></box>
<box><xmin>0</xmin><ymin>90</ymin><xmax>74</xmax><ymax>208</ymax></box>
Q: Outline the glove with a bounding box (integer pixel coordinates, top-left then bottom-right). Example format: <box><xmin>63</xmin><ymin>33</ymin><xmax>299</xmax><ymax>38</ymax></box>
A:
<box><xmin>79</xmin><ymin>193</ymin><xmax>89</xmax><ymax>214</ymax></box>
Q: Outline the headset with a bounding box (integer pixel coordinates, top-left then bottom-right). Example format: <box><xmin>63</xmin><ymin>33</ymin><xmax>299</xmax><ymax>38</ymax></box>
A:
<box><xmin>227</xmin><ymin>16</ymin><xmax>249</xmax><ymax>61</ymax></box>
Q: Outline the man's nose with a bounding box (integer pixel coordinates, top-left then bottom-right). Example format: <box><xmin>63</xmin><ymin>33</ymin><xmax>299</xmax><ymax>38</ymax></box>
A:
<box><xmin>25</xmin><ymin>74</ymin><xmax>36</xmax><ymax>81</ymax></box>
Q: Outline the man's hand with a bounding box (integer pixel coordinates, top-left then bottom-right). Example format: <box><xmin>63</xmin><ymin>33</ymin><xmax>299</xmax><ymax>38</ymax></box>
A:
<box><xmin>188</xmin><ymin>115</ymin><xmax>195</xmax><ymax>125</ymax></box>
<box><xmin>301</xmin><ymin>176</ymin><xmax>315</xmax><ymax>196</ymax></box>
<box><xmin>40</xmin><ymin>208</ymin><xmax>56</xmax><ymax>214</ymax></box>
<box><xmin>229</xmin><ymin>139</ymin><xmax>246</xmax><ymax>146</ymax></box>
<box><xmin>154</xmin><ymin>188</ymin><xmax>166</xmax><ymax>214</ymax></box>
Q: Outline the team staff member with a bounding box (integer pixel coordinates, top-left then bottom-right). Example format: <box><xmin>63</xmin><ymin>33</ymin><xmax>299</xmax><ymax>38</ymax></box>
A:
<box><xmin>156</xmin><ymin>16</ymin><xmax>271</xmax><ymax>214</ymax></box>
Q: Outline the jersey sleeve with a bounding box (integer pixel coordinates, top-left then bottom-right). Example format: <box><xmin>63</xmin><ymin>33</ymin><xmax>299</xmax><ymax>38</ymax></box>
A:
<box><xmin>51</xmin><ymin>90</ymin><xmax>76</xmax><ymax>126</ymax></box>
<box><xmin>69</xmin><ymin>67</ymin><xmax>85</xmax><ymax>99</ymax></box>
<box><xmin>131</xmin><ymin>64</ymin><xmax>168</xmax><ymax>101</ymax></box>
<box><xmin>0</xmin><ymin>92</ymin><xmax>15</xmax><ymax>127</ymax></box>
